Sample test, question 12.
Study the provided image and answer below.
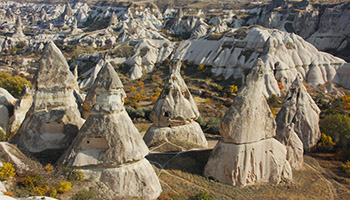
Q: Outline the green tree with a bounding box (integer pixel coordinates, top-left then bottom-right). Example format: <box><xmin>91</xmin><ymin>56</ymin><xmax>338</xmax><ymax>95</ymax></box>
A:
<box><xmin>320</xmin><ymin>114</ymin><xmax>350</xmax><ymax>148</ymax></box>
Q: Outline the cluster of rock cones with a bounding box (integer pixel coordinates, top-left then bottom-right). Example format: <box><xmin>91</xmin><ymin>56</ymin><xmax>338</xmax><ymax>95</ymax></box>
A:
<box><xmin>1</xmin><ymin>41</ymin><xmax>322</xmax><ymax>199</ymax></box>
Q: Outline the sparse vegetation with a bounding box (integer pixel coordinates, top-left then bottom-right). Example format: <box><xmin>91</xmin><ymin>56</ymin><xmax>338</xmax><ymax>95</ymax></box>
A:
<box><xmin>0</xmin><ymin>162</ymin><xmax>15</xmax><ymax>180</ymax></box>
<box><xmin>0</xmin><ymin>71</ymin><xmax>32</xmax><ymax>98</ymax></box>
<box><xmin>71</xmin><ymin>189</ymin><xmax>97</xmax><ymax>200</ymax></box>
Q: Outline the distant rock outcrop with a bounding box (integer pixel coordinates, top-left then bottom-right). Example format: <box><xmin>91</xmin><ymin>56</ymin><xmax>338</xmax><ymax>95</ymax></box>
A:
<box><xmin>204</xmin><ymin>59</ymin><xmax>292</xmax><ymax>186</ymax></box>
<box><xmin>60</xmin><ymin>62</ymin><xmax>161</xmax><ymax>200</ymax></box>
<box><xmin>12</xmin><ymin>41</ymin><xmax>83</xmax><ymax>153</ymax></box>
<box><xmin>276</xmin><ymin>74</ymin><xmax>321</xmax><ymax>152</ymax></box>
<box><xmin>174</xmin><ymin>26</ymin><xmax>346</xmax><ymax>96</ymax></box>
<box><xmin>13</xmin><ymin>15</ymin><xmax>25</xmax><ymax>38</ymax></box>
<box><xmin>143</xmin><ymin>59</ymin><xmax>208</xmax><ymax>152</ymax></box>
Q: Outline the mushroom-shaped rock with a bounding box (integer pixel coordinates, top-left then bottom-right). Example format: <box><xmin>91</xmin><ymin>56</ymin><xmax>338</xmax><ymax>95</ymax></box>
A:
<box><xmin>143</xmin><ymin>59</ymin><xmax>208</xmax><ymax>151</ymax></box>
<box><xmin>276</xmin><ymin>74</ymin><xmax>321</xmax><ymax>152</ymax></box>
<box><xmin>60</xmin><ymin>62</ymin><xmax>161</xmax><ymax>200</ymax></box>
<box><xmin>11</xmin><ymin>41</ymin><xmax>83</xmax><ymax>153</ymax></box>
<box><xmin>204</xmin><ymin>59</ymin><xmax>292</xmax><ymax>187</ymax></box>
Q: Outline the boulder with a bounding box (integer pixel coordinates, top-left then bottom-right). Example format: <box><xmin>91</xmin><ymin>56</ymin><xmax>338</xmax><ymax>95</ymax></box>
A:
<box><xmin>0</xmin><ymin>142</ymin><xmax>42</xmax><ymax>173</ymax></box>
<box><xmin>204</xmin><ymin>59</ymin><xmax>292</xmax><ymax>186</ymax></box>
<box><xmin>276</xmin><ymin>74</ymin><xmax>321</xmax><ymax>151</ymax></box>
<box><xmin>0</xmin><ymin>181</ymin><xmax>6</xmax><ymax>195</ymax></box>
<box><xmin>9</xmin><ymin>85</ymin><xmax>33</xmax><ymax>134</ymax></box>
<box><xmin>0</xmin><ymin>88</ymin><xmax>16</xmax><ymax>107</ymax></box>
<box><xmin>143</xmin><ymin>59</ymin><xmax>207</xmax><ymax>151</ymax></box>
<box><xmin>60</xmin><ymin>61</ymin><xmax>161</xmax><ymax>199</ymax></box>
<box><xmin>0</xmin><ymin>105</ymin><xmax>9</xmax><ymax>133</ymax></box>
<box><xmin>12</xmin><ymin>41</ymin><xmax>83</xmax><ymax>153</ymax></box>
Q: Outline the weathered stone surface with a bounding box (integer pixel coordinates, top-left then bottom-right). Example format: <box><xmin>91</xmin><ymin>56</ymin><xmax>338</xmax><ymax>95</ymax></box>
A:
<box><xmin>276</xmin><ymin>74</ymin><xmax>321</xmax><ymax>151</ymax></box>
<box><xmin>109</xmin><ymin>12</ymin><xmax>119</xmax><ymax>28</ymax></box>
<box><xmin>334</xmin><ymin>63</ymin><xmax>350</xmax><ymax>89</ymax></box>
<box><xmin>0</xmin><ymin>142</ymin><xmax>42</xmax><ymax>173</ymax></box>
<box><xmin>12</xmin><ymin>41</ymin><xmax>83</xmax><ymax>153</ymax></box>
<box><xmin>33</xmin><ymin>41</ymin><xmax>78</xmax><ymax>90</ymax></box>
<box><xmin>62</xmin><ymin>110</ymin><xmax>149</xmax><ymax>167</ymax></box>
<box><xmin>0</xmin><ymin>180</ymin><xmax>6</xmax><ymax>195</ymax></box>
<box><xmin>60</xmin><ymin>61</ymin><xmax>161</xmax><ymax>199</ymax></box>
<box><xmin>0</xmin><ymin>105</ymin><xmax>9</xmax><ymax>133</ymax></box>
<box><xmin>0</xmin><ymin>88</ymin><xmax>16</xmax><ymax>106</ymax></box>
<box><xmin>144</xmin><ymin>121</ymin><xmax>208</xmax><ymax>152</ymax></box>
<box><xmin>276</xmin><ymin>124</ymin><xmax>303</xmax><ymax>169</ymax></box>
<box><xmin>82</xmin><ymin>61</ymin><xmax>126</xmax><ymax>119</ymax></box>
<box><xmin>220</xmin><ymin>59</ymin><xmax>276</xmax><ymax>144</ymax></box>
<box><xmin>204</xmin><ymin>59</ymin><xmax>292</xmax><ymax>186</ymax></box>
<box><xmin>13</xmin><ymin>15</ymin><xmax>25</xmax><ymax>38</ymax></box>
<box><xmin>81</xmin><ymin>159</ymin><xmax>161</xmax><ymax>200</ymax></box>
<box><xmin>9</xmin><ymin>85</ymin><xmax>33</xmax><ymax>134</ymax></box>
<box><xmin>150</xmin><ymin>60</ymin><xmax>200</xmax><ymax>127</ymax></box>
<box><xmin>144</xmin><ymin>60</ymin><xmax>207</xmax><ymax>151</ymax></box>
<box><xmin>204</xmin><ymin>139</ymin><xmax>292</xmax><ymax>187</ymax></box>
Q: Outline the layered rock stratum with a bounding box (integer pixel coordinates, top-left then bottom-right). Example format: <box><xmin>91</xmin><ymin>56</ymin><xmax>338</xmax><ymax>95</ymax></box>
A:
<box><xmin>11</xmin><ymin>41</ymin><xmax>83</xmax><ymax>153</ymax></box>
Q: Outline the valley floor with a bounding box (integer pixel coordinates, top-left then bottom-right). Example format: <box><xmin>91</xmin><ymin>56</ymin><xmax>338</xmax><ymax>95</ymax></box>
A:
<box><xmin>146</xmin><ymin>150</ymin><xmax>350</xmax><ymax>200</ymax></box>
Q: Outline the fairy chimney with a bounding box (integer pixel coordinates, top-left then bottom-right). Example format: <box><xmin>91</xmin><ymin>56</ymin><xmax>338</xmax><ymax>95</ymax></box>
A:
<box><xmin>60</xmin><ymin>62</ymin><xmax>162</xmax><ymax>199</ymax></box>
<box><xmin>11</xmin><ymin>41</ymin><xmax>83</xmax><ymax>153</ymax></box>
<box><xmin>143</xmin><ymin>59</ymin><xmax>208</xmax><ymax>152</ymax></box>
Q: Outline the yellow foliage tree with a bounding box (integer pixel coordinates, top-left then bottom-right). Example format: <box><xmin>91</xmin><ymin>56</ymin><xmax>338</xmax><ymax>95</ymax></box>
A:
<box><xmin>341</xmin><ymin>95</ymin><xmax>350</xmax><ymax>111</ymax></box>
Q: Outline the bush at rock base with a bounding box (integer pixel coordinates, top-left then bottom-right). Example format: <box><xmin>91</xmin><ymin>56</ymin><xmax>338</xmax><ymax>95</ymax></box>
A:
<box><xmin>0</xmin><ymin>162</ymin><xmax>15</xmax><ymax>180</ymax></box>
<box><xmin>0</xmin><ymin>71</ymin><xmax>32</xmax><ymax>98</ymax></box>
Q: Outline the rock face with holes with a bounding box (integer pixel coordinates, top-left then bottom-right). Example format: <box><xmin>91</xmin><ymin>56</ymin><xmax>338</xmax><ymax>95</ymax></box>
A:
<box><xmin>143</xmin><ymin>60</ymin><xmax>208</xmax><ymax>152</ymax></box>
<box><xmin>60</xmin><ymin>62</ymin><xmax>161</xmax><ymax>200</ymax></box>
<box><xmin>204</xmin><ymin>59</ymin><xmax>292</xmax><ymax>187</ymax></box>
<box><xmin>276</xmin><ymin>74</ymin><xmax>321</xmax><ymax>153</ymax></box>
<box><xmin>11</xmin><ymin>41</ymin><xmax>84</xmax><ymax>153</ymax></box>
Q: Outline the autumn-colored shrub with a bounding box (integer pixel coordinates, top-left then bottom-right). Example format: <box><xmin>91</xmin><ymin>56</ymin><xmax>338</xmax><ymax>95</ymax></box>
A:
<box><xmin>342</xmin><ymin>160</ymin><xmax>350</xmax><ymax>175</ymax></box>
<box><xmin>150</xmin><ymin>88</ymin><xmax>162</xmax><ymax>104</ymax></box>
<box><xmin>0</xmin><ymin>72</ymin><xmax>32</xmax><ymax>98</ymax></box>
<box><xmin>229</xmin><ymin>85</ymin><xmax>238</xmax><ymax>94</ymax></box>
<box><xmin>0</xmin><ymin>162</ymin><xmax>15</xmax><ymax>180</ymax></box>
<box><xmin>57</xmin><ymin>181</ymin><xmax>72</xmax><ymax>193</ymax></box>
<box><xmin>317</xmin><ymin>133</ymin><xmax>335</xmax><ymax>152</ymax></box>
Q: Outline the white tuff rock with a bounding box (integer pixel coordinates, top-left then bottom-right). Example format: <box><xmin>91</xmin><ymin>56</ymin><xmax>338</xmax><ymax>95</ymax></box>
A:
<box><xmin>60</xmin><ymin>62</ymin><xmax>161</xmax><ymax>199</ymax></box>
<box><xmin>144</xmin><ymin>60</ymin><xmax>208</xmax><ymax>151</ymax></box>
<box><xmin>204</xmin><ymin>59</ymin><xmax>292</xmax><ymax>186</ymax></box>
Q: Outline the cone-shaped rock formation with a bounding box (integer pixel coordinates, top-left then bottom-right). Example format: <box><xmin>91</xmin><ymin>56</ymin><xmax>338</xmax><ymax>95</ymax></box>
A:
<box><xmin>12</xmin><ymin>41</ymin><xmax>83</xmax><ymax>153</ymax></box>
<box><xmin>60</xmin><ymin>62</ymin><xmax>161</xmax><ymax>199</ymax></box>
<box><xmin>276</xmin><ymin>74</ymin><xmax>321</xmax><ymax>152</ymax></box>
<box><xmin>204</xmin><ymin>59</ymin><xmax>292</xmax><ymax>187</ymax></box>
<box><xmin>13</xmin><ymin>16</ymin><xmax>25</xmax><ymax>38</ymax></box>
<box><xmin>143</xmin><ymin>59</ymin><xmax>208</xmax><ymax>152</ymax></box>
<box><xmin>109</xmin><ymin>12</ymin><xmax>119</xmax><ymax>28</ymax></box>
